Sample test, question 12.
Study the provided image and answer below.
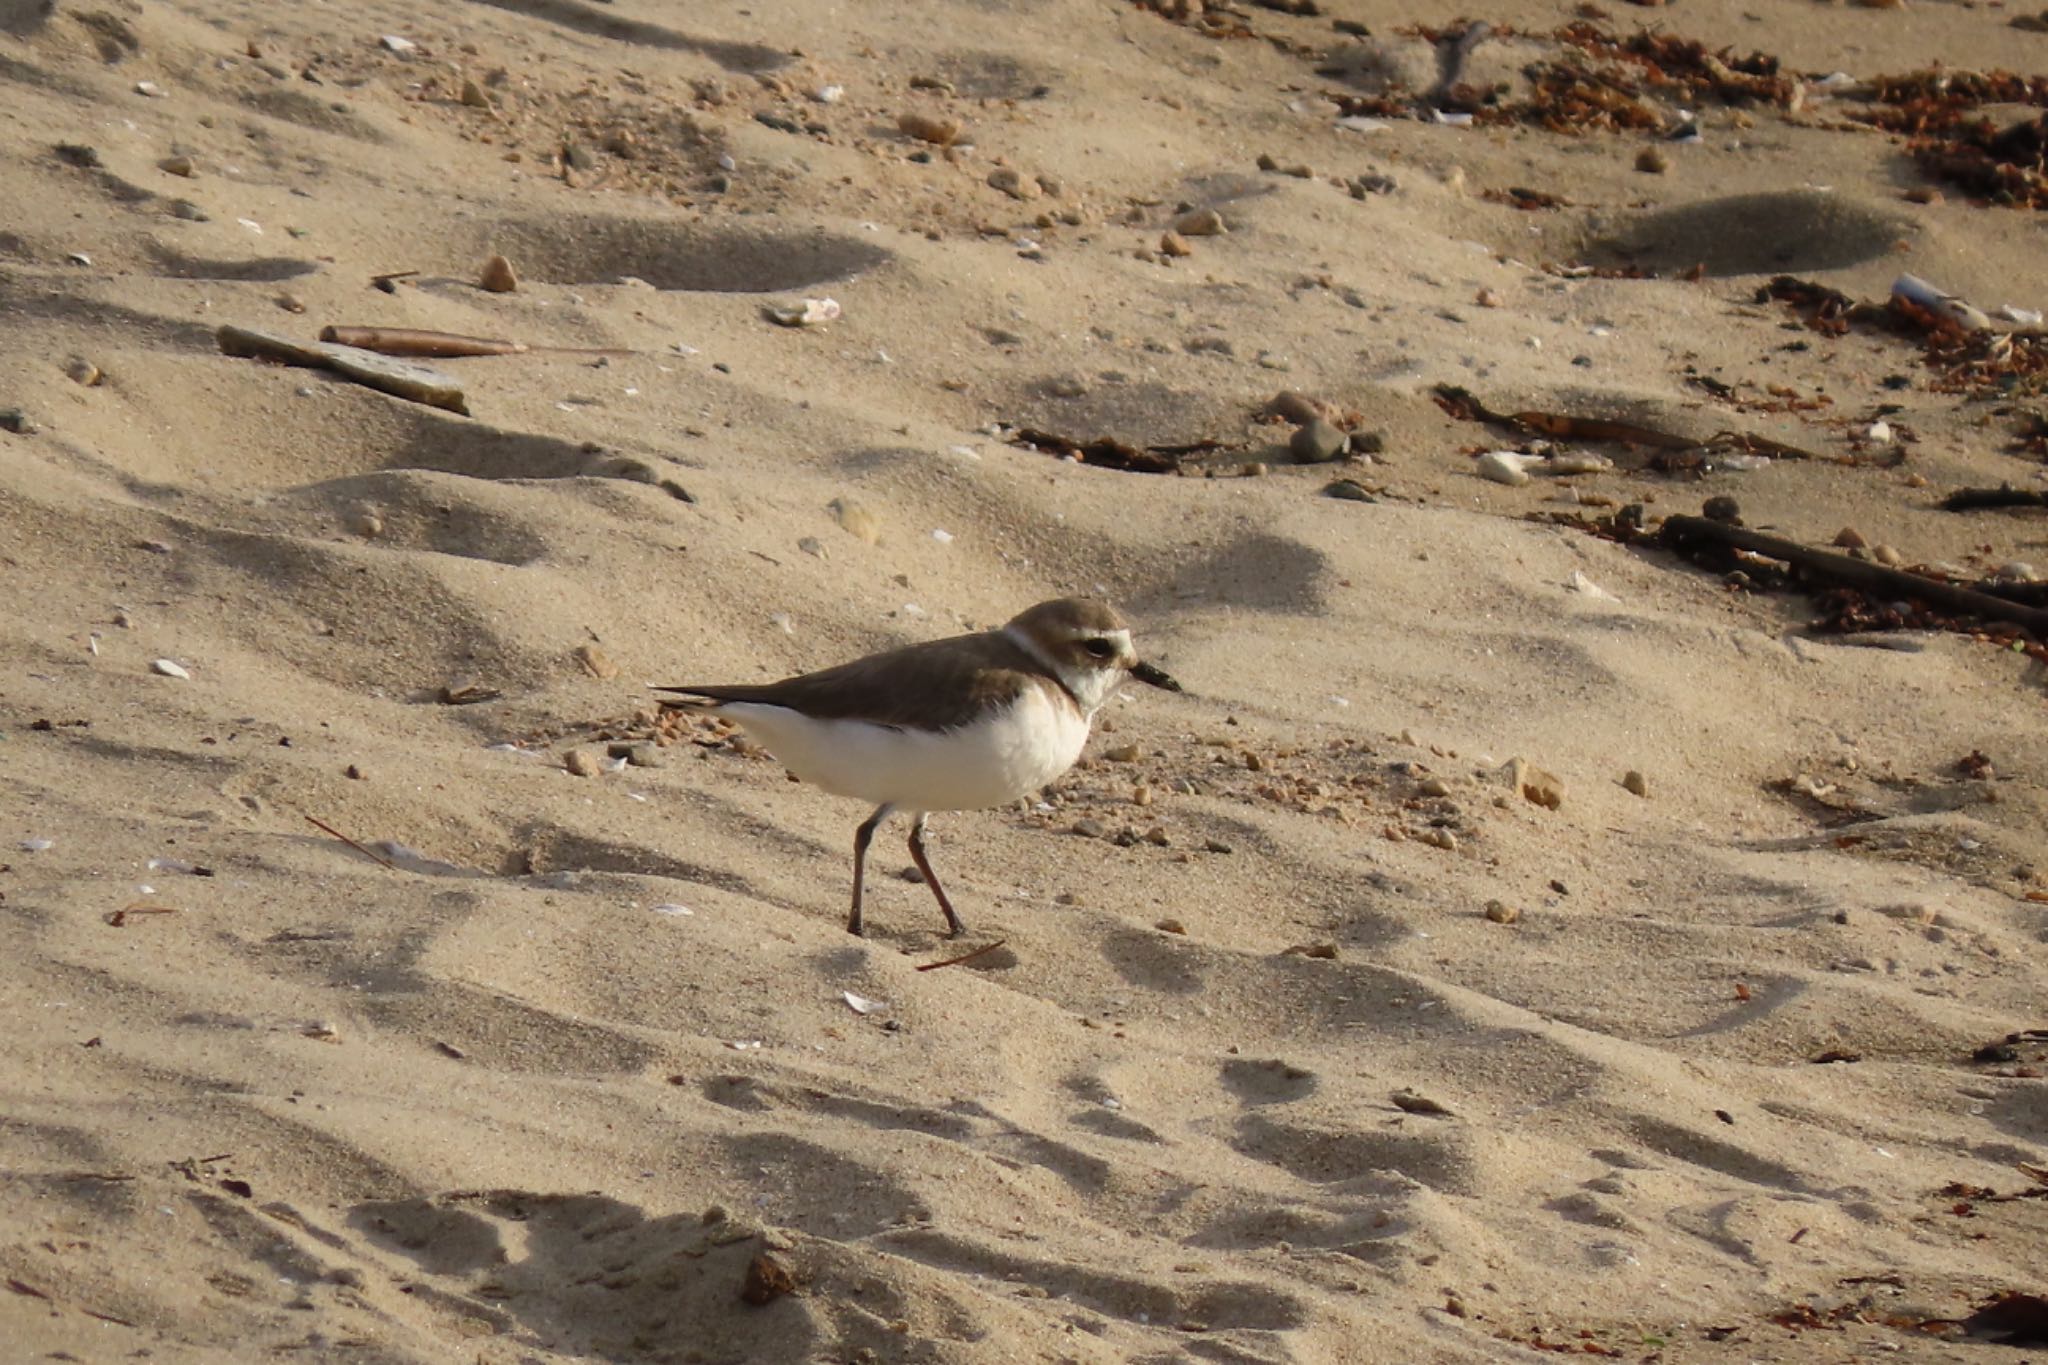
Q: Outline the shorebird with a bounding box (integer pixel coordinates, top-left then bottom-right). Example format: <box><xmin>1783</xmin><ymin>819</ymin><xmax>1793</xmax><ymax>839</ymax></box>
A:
<box><xmin>656</xmin><ymin>598</ymin><xmax>1181</xmax><ymax>936</ymax></box>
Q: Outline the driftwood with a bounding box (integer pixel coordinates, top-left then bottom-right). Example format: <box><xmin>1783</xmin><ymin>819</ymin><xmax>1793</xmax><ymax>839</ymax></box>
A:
<box><xmin>1941</xmin><ymin>485</ymin><xmax>2048</xmax><ymax>512</ymax></box>
<box><xmin>318</xmin><ymin>326</ymin><xmax>527</xmax><ymax>357</ymax></box>
<box><xmin>1659</xmin><ymin>515</ymin><xmax>2048</xmax><ymax>635</ymax></box>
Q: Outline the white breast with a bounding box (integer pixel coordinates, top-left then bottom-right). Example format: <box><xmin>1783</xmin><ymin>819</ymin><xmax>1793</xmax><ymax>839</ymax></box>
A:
<box><xmin>719</xmin><ymin>683</ymin><xmax>1091</xmax><ymax>812</ymax></box>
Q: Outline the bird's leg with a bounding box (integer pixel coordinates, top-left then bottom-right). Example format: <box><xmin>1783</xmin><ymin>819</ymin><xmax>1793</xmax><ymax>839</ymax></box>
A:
<box><xmin>848</xmin><ymin>803</ymin><xmax>893</xmax><ymax>936</ymax></box>
<box><xmin>906</xmin><ymin>812</ymin><xmax>967</xmax><ymax>938</ymax></box>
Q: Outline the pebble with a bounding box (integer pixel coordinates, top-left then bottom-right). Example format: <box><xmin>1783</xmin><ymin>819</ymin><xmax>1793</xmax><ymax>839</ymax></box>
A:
<box><xmin>1203</xmin><ymin>838</ymin><xmax>1234</xmax><ymax>854</ymax></box>
<box><xmin>1511</xmin><ymin>759</ymin><xmax>1566</xmax><ymax>810</ymax></box>
<box><xmin>168</xmin><ymin>199</ymin><xmax>209</xmax><ymax>222</ymax></box>
<box><xmin>1290</xmin><ymin>418</ymin><xmax>1348</xmax><ymax>463</ymax></box>
<box><xmin>1833</xmin><ymin>527</ymin><xmax>1867</xmax><ymax>549</ymax></box>
<box><xmin>135</xmin><ymin>80</ymin><xmax>165</xmax><ymax>98</ymax></box>
<box><xmin>1266</xmin><ymin>391</ymin><xmax>1327</xmax><ymax>424</ymax></box>
<box><xmin>1702</xmin><ymin>495</ymin><xmax>1743</xmax><ymax>524</ymax></box>
<box><xmin>1418</xmin><ymin>776</ymin><xmax>1452</xmax><ymax>798</ymax></box>
<box><xmin>1072</xmin><ymin>817</ymin><xmax>1108</xmax><ymax>839</ymax></box>
<box><xmin>1418</xmin><ymin>828</ymin><xmax>1458</xmax><ymax>851</ymax></box>
<box><xmin>478</xmin><ymin>254</ymin><xmax>518</xmax><ymax>293</ymax></box>
<box><xmin>831</xmin><ymin>498</ymin><xmax>881</xmax><ymax>544</ymax></box>
<box><xmin>1158</xmin><ymin>230</ymin><xmax>1191</xmax><ymax>258</ymax></box>
<box><xmin>1622</xmin><ymin>770</ymin><xmax>1649</xmax><ymax>797</ymax></box>
<box><xmin>1475</xmin><ymin>288</ymin><xmax>1502</xmax><ymax>308</ymax></box>
<box><xmin>987</xmin><ymin>167</ymin><xmax>1040</xmax><ymax>201</ymax></box>
<box><xmin>1174</xmin><ymin>208</ymin><xmax>1226</xmax><ymax>236</ymax></box>
<box><xmin>624</xmin><ymin>743</ymin><xmax>665</xmax><ymax>769</ymax></box>
<box><xmin>1871</xmin><ymin>544</ymin><xmax>1904</xmax><ymax>567</ymax></box>
<box><xmin>564</xmin><ymin>749</ymin><xmax>600</xmax><ymax>777</ymax></box>
<box><xmin>159</xmin><ymin>154</ymin><xmax>196</xmax><ymax>177</ymax></box>
<box><xmin>0</xmin><ymin>408</ymin><xmax>38</xmax><ymax>435</ymax></box>
<box><xmin>1105</xmin><ymin>743</ymin><xmax>1141</xmax><ymax>762</ymax></box>
<box><xmin>1997</xmin><ymin>562</ymin><xmax>2041</xmax><ymax>583</ymax></box>
<box><xmin>1155</xmin><ymin>918</ymin><xmax>1187</xmax><ymax>935</ymax></box>
<box><xmin>1391</xmin><ymin>1089</ymin><xmax>1454</xmax><ymax>1116</ymax></box>
<box><xmin>1484</xmin><ymin>899</ymin><xmax>1520</xmax><ymax>924</ymax></box>
<box><xmin>379</xmin><ymin>34</ymin><xmax>417</xmax><ymax>54</ymax></box>
<box><xmin>897</xmin><ymin>111</ymin><xmax>962</xmax><ymax>146</ymax></box>
<box><xmin>1143</xmin><ymin>826</ymin><xmax>1170</xmax><ymax>847</ymax></box>
<box><xmin>151</xmin><ymin>658</ymin><xmax>191</xmax><ymax>679</ymax></box>
<box><xmin>1476</xmin><ymin>451</ymin><xmax>1532</xmax><ymax>486</ymax></box>
<box><xmin>573</xmin><ymin>643</ymin><xmax>618</xmax><ymax>679</ymax></box>
<box><xmin>460</xmin><ymin>79</ymin><xmax>492</xmax><ymax>109</ymax></box>
<box><xmin>65</xmin><ymin>358</ymin><xmax>103</xmax><ymax>386</ymax></box>
<box><xmin>1133</xmin><ymin>784</ymin><xmax>1154</xmax><ymax>806</ymax></box>
<box><xmin>1323</xmin><ymin>479</ymin><xmax>1376</xmax><ymax>502</ymax></box>
<box><xmin>1635</xmin><ymin>147</ymin><xmax>1669</xmax><ymax>174</ymax></box>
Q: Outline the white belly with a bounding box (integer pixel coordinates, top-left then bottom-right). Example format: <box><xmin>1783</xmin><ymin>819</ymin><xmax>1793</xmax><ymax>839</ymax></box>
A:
<box><xmin>720</xmin><ymin>687</ymin><xmax>1091</xmax><ymax>811</ymax></box>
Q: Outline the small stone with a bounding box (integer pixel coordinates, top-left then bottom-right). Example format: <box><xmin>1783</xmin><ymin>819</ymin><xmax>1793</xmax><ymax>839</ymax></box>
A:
<box><xmin>1290</xmin><ymin>418</ymin><xmax>1348</xmax><ymax>464</ymax></box>
<box><xmin>1241</xmin><ymin>462</ymin><xmax>1268</xmax><ymax>478</ymax></box>
<box><xmin>1282</xmin><ymin>942</ymin><xmax>1339</xmax><ymax>960</ymax></box>
<box><xmin>135</xmin><ymin>80</ymin><xmax>165</xmax><ymax>98</ymax></box>
<box><xmin>0</xmin><ymin>408</ymin><xmax>38</xmax><ymax>435</ymax></box>
<box><xmin>1475</xmin><ymin>451</ymin><xmax>1531</xmax><ymax>486</ymax></box>
<box><xmin>1622</xmin><ymin>770</ymin><xmax>1648</xmax><ymax>798</ymax></box>
<box><xmin>159</xmin><ymin>154</ymin><xmax>196</xmax><ymax>177</ymax></box>
<box><xmin>573</xmin><ymin>643</ymin><xmax>618</xmax><ymax>679</ymax></box>
<box><xmin>65</xmin><ymin>357</ymin><xmax>103</xmax><ymax>387</ymax></box>
<box><xmin>1105</xmin><ymin>743</ymin><xmax>1141</xmax><ymax>762</ymax></box>
<box><xmin>1484</xmin><ymin>899</ymin><xmax>1520</xmax><ymax>924</ymax></box>
<box><xmin>1155</xmin><ymin>918</ymin><xmax>1186</xmax><ymax>935</ymax></box>
<box><xmin>478</xmin><ymin>254</ymin><xmax>518</xmax><ymax>293</ymax></box>
<box><xmin>1635</xmin><ymin>147</ymin><xmax>1669</xmax><ymax>174</ymax></box>
<box><xmin>1266</xmin><ymin>391</ymin><xmax>1327</xmax><ymax>424</ymax></box>
<box><xmin>987</xmin><ymin>166</ymin><xmax>1040</xmax><ymax>200</ymax></box>
<box><xmin>624</xmin><ymin>742</ymin><xmax>666</xmax><ymax>769</ymax></box>
<box><xmin>565</xmin><ymin>749</ymin><xmax>601</xmax><ymax>777</ymax></box>
<box><xmin>831</xmin><ymin>498</ymin><xmax>881</xmax><ymax>545</ymax></box>
<box><xmin>301</xmin><ymin>1020</ymin><xmax>340</xmax><ymax>1041</ymax></box>
<box><xmin>1702</xmin><ymin>495</ymin><xmax>1743</xmax><ymax>524</ymax></box>
<box><xmin>897</xmin><ymin>111</ymin><xmax>961</xmax><ymax>146</ymax></box>
<box><xmin>379</xmin><ymin>34</ymin><xmax>418</xmax><ymax>54</ymax></box>
<box><xmin>1174</xmin><ymin>208</ymin><xmax>1226</xmax><ymax>236</ymax></box>
<box><xmin>169</xmin><ymin>198</ymin><xmax>209</xmax><ymax>222</ymax></box>
<box><xmin>1143</xmin><ymin>826</ymin><xmax>1170</xmax><ymax>847</ymax></box>
<box><xmin>1323</xmin><ymin>479</ymin><xmax>1376</xmax><ymax>502</ymax></box>
<box><xmin>1158</xmin><ymin>230</ymin><xmax>1192</xmax><ymax>258</ymax></box>
<box><xmin>1072</xmin><ymin>817</ymin><xmax>1108</xmax><ymax>839</ymax></box>
<box><xmin>275</xmin><ymin>293</ymin><xmax>306</xmax><ymax>313</ymax></box>
<box><xmin>1203</xmin><ymin>838</ymin><xmax>1234</xmax><ymax>854</ymax></box>
<box><xmin>1511</xmin><ymin>759</ymin><xmax>1565</xmax><ymax>811</ymax></box>
<box><xmin>1391</xmin><ymin>1089</ymin><xmax>1454</xmax><ymax>1116</ymax></box>
<box><xmin>1475</xmin><ymin>287</ymin><xmax>1502</xmax><ymax>308</ymax></box>
<box><xmin>1833</xmin><ymin>527</ymin><xmax>1867</xmax><ymax>549</ymax></box>
<box><xmin>740</xmin><ymin>1252</ymin><xmax>796</xmax><ymax>1306</ymax></box>
<box><xmin>151</xmin><ymin>658</ymin><xmax>191</xmax><ymax>679</ymax></box>
<box><xmin>1418</xmin><ymin>828</ymin><xmax>1458</xmax><ymax>852</ymax></box>
<box><xmin>1133</xmin><ymin>784</ymin><xmax>1154</xmax><ymax>806</ymax></box>
<box><xmin>1871</xmin><ymin>544</ymin><xmax>1904</xmax><ymax>567</ymax></box>
<box><xmin>1904</xmin><ymin>186</ymin><xmax>1943</xmax><ymax>205</ymax></box>
<box><xmin>460</xmin><ymin>78</ymin><xmax>492</xmax><ymax>109</ymax></box>
<box><xmin>345</xmin><ymin>764</ymin><xmax>366</xmax><ymax>781</ymax></box>
<box><xmin>350</xmin><ymin>508</ymin><xmax>383</xmax><ymax>537</ymax></box>
<box><xmin>1417</xmin><ymin>776</ymin><xmax>1452</xmax><ymax>798</ymax></box>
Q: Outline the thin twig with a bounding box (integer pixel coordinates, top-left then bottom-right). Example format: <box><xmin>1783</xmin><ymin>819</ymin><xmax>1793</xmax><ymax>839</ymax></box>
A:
<box><xmin>916</xmin><ymin>939</ymin><xmax>1008</xmax><ymax>972</ymax></box>
<box><xmin>302</xmin><ymin>814</ymin><xmax>398</xmax><ymax>869</ymax></box>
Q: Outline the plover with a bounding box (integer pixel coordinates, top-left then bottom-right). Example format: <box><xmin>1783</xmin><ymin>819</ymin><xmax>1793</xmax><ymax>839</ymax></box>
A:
<box><xmin>656</xmin><ymin>598</ymin><xmax>1181</xmax><ymax>937</ymax></box>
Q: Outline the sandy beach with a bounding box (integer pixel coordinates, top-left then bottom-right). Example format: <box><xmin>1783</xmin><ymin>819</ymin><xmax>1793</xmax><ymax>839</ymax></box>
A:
<box><xmin>3</xmin><ymin>0</ymin><xmax>2046</xmax><ymax>1359</ymax></box>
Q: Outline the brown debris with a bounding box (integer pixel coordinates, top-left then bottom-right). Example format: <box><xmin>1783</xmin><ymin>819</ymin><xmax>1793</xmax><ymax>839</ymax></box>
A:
<box><xmin>740</xmin><ymin>1251</ymin><xmax>797</xmax><ymax>1305</ymax></box>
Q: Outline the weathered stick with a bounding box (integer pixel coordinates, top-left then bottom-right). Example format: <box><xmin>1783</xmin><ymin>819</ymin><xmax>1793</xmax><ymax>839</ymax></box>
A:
<box><xmin>318</xmin><ymin>326</ymin><xmax>528</xmax><ymax>357</ymax></box>
<box><xmin>1941</xmin><ymin>486</ymin><xmax>2048</xmax><ymax>512</ymax></box>
<box><xmin>916</xmin><ymin>939</ymin><xmax>1008</xmax><ymax>972</ymax></box>
<box><xmin>1659</xmin><ymin>515</ymin><xmax>2048</xmax><ymax>635</ymax></box>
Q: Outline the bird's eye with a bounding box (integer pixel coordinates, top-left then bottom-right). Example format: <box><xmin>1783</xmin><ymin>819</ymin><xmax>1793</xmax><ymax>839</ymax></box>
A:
<box><xmin>1083</xmin><ymin>638</ymin><xmax>1115</xmax><ymax>659</ymax></box>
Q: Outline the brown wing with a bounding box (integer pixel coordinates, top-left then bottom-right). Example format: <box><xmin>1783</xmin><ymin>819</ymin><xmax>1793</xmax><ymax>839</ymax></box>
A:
<box><xmin>655</xmin><ymin>629</ymin><xmax>1065</xmax><ymax>732</ymax></box>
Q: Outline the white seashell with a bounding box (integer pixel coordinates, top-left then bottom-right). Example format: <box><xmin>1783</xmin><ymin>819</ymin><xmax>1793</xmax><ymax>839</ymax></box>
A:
<box><xmin>380</xmin><ymin>34</ymin><xmax>417</xmax><ymax>53</ymax></box>
<box><xmin>842</xmin><ymin>991</ymin><xmax>886</xmax><ymax>1015</ymax></box>
<box><xmin>20</xmin><ymin>838</ymin><xmax>53</xmax><ymax>852</ymax></box>
<box><xmin>651</xmin><ymin>903</ymin><xmax>694</xmax><ymax>917</ymax></box>
<box><xmin>931</xmin><ymin>528</ymin><xmax>954</xmax><ymax>544</ymax></box>
<box><xmin>765</xmin><ymin>297</ymin><xmax>841</xmax><ymax>328</ymax></box>
<box><xmin>1476</xmin><ymin>451</ymin><xmax>1534</xmax><ymax>485</ymax></box>
<box><xmin>1892</xmin><ymin>274</ymin><xmax>1991</xmax><ymax>331</ymax></box>
<box><xmin>1566</xmin><ymin>570</ymin><xmax>1616</xmax><ymax>600</ymax></box>
<box><xmin>151</xmin><ymin>658</ymin><xmax>191</xmax><ymax>679</ymax></box>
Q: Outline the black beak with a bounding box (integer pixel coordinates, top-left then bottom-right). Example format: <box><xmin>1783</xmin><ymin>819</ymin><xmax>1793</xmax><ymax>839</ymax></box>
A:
<box><xmin>1131</xmin><ymin>660</ymin><xmax>1182</xmax><ymax>692</ymax></box>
